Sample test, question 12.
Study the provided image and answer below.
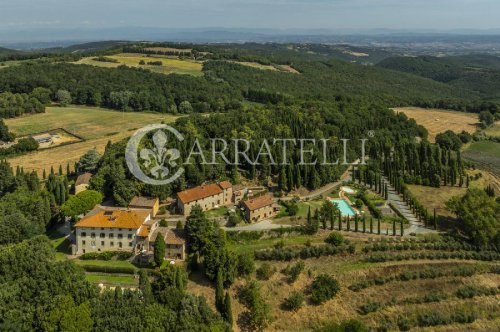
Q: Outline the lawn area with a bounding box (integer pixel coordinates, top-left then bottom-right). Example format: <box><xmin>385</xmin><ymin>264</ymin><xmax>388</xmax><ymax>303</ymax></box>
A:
<box><xmin>85</xmin><ymin>273</ymin><xmax>137</xmax><ymax>286</ymax></box>
<box><xmin>296</xmin><ymin>199</ymin><xmax>325</xmax><ymax>217</ymax></box>
<box><xmin>205</xmin><ymin>206</ymin><xmax>229</xmax><ymax>218</ymax></box>
<box><xmin>5</xmin><ymin>106</ymin><xmax>178</xmax><ymax>175</ymax></box>
<box><xmin>466</xmin><ymin>140</ymin><xmax>500</xmax><ymax>158</ymax></box>
<box><xmin>227</xmin><ymin>233</ymin><xmax>327</xmax><ymax>255</ymax></box>
<box><xmin>74</xmin><ymin>53</ymin><xmax>203</xmax><ymax>76</ymax></box>
<box><xmin>46</xmin><ymin>228</ymin><xmax>71</xmax><ymax>261</ymax></box>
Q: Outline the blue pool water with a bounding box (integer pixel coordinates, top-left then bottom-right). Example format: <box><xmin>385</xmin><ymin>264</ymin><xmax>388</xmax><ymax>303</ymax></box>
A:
<box><xmin>331</xmin><ymin>199</ymin><xmax>356</xmax><ymax>216</ymax></box>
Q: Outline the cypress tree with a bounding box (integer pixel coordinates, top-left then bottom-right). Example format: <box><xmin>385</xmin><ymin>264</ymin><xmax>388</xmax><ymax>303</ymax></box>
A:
<box><xmin>347</xmin><ymin>217</ymin><xmax>350</xmax><ymax>232</ymax></box>
<box><xmin>153</xmin><ymin>235</ymin><xmax>165</xmax><ymax>268</ymax></box>
<box><xmin>58</xmin><ymin>164</ymin><xmax>63</xmax><ymax>176</ymax></box>
<box><xmin>392</xmin><ymin>219</ymin><xmax>396</xmax><ymax>236</ymax></box>
<box><xmin>354</xmin><ymin>215</ymin><xmax>358</xmax><ymax>232</ymax></box>
<box><xmin>433</xmin><ymin>208</ymin><xmax>437</xmax><ymax>230</ymax></box>
<box><xmin>370</xmin><ymin>217</ymin><xmax>373</xmax><ymax>233</ymax></box>
<box><xmin>338</xmin><ymin>212</ymin><xmax>342</xmax><ymax>231</ymax></box>
<box><xmin>42</xmin><ymin>168</ymin><xmax>46</xmax><ymax>180</ymax></box>
<box><xmin>400</xmin><ymin>220</ymin><xmax>404</xmax><ymax>236</ymax></box>
<box><xmin>362</xmin><ymin>215</ymin><xmax>366</xmax><ymax>233</ymax></box>
<box><xmin>330</xmin><ymin>212</ymin><xmax>334</xmax><ymax>230</ymax></box>
<box><xmin>66</xmin><ymin>162</ymin><xmax>70</xmax><ymax>175</ymax></box>
<box><xmin>377</xmin><ymin>218</ymin><xmax>381</xmax><ymax>235</ymax></box>
<box><xmin>215</xmin><ymin>271</ymin><xmax>225</xmax><ymax>313</ymax></box>
<box><xmin>223</xmin><ymin>292</ymin><xmax>233</xmax><ymax>325</ymax></box>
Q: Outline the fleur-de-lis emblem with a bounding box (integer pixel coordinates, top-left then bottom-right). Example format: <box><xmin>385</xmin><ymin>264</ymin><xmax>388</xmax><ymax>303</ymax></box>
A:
<box><xmin>139</xmin><ymin>130</ymin><xmax>180</xmax><ymax>179</ymax></box>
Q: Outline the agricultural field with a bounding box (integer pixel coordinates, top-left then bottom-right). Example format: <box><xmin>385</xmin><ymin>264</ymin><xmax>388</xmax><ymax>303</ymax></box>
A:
<box><xmin>408</xmin><ymin>169</ymin><xmax>500</xmax><ymax>218</ymax></box>
<box><xmin>5</xmin><ymin>106</ymin><xmax>177</xmax><ymax>175</ymax></box>
<box><xmin>74</xmin><ymin>53</ymin><xmax>203</xmax><ymax>76</ymax></box>
<box><xmin>483</xmin><ymin>121</ymin><xmax>500</xmax><ymax>137</ymax></box>
<box><xmin>190</xmin><ymin>230</ymin><xmax>500</xmax><ymax>331</ymax></box>
<box><xmin>232</xmin><ymin>61</ymin><xmax>300</xmax><ymax>73</ymax></box>
<box><xmin>393</xmin><ymin>107</ymin><xmax>479</xmax><ymax>142</ymax></box>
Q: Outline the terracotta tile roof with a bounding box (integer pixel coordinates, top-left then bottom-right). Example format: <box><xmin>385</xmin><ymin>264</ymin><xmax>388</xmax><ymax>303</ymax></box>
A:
<box><xmin>177</xmin><ymin>183</ymin><xmax>223</xmax><ymax>204</ymax></box>
<box><xmin>129</xmin><ymin>196</ymin><xmax>159</xmax><ymax>208</ymax></box>
<box><xmin>166</xmin><ymin>229</ymin><xmax>186</xmax><ymax>245</ymax></box>
<box><xmin>150</xmin><ymin>226</ymin><xmax>169</xmax><ymax>242</ymax></box>
<box><xmin>75</xmin><ymin>209</ymin><xmax>148</xmax><ymax>229</ymax></box>
<box><xmin>75</xmin><ymin>173</ymin><xmax>92</xmax><ymax>186</ymax></box>
<box><xmin>219</xmin><ymin>181</ymin><xmax>232</xmax><ymax>190</ymax></box>
<box><xmin>242</xmin><ymin>194</ymin><xmax>274</xmax><ymax>211</ymax></box>
<box><xmin>138</xmin><ymin>224</ymin><xmax>152</xmax><ymax>237</ymax></box>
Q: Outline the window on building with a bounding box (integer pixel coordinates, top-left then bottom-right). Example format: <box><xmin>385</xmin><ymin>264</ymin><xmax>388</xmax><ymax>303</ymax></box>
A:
<box><xmin>90</xmin><ymin>233</ymin><xmax>96</xmax><ymax>238</ymax></box>
<box><xmin>82</xmin><ymin>249</ymin><xmax>85</xmax><ymax>253</ymax></box>
<box><xmin>118</xmin><ymin>242</ymin><xmax>122</xmax><ymax>248</ymax></box>
<box><xmin>129</xmin><ymin>242</ymin><xmax>133</xmax><ymax>247</ymax></box>
<box><xmin>118</xmin><ymin>234</ymin><xmax>123</xmax><ymax>239</ymax></box>
<box><xmin>101</xmin><ymin>241</ymin><xmax>104</xmax><ymax>246</ymax></box>
<box><xmin>110</xmin><ymin>241</ymin><xmax>114</xmax><ymax>246</ymax></box>
<box><xmin>82</xmin><ymin>240</ymin><xmax>86</xmax><ymax>245</ymax></box>
<box><xmin>81</xmin><ymin>232</ymin><xmax>86</xmax><ymax>237</ymax></box>
<box><xmin>127</xmin><ymin>234</ymin><xmax>132</xmax><ymax>240</ymax></box>
<box><xmin>100</xmin><ymin>233</ymin><xmax>105</xmax><ymax>238</ymax></box>
<box><xmin>109</xmin><ymin>233</ymin><xmax>114</xmax><ymax>239</ymax></box>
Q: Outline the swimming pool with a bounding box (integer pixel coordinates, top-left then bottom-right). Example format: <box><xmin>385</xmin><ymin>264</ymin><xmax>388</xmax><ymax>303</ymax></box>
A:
<box><xmin>331</xmin><ymin>199</ymin><xmax>356</xmax><ymax>217</ymax></box>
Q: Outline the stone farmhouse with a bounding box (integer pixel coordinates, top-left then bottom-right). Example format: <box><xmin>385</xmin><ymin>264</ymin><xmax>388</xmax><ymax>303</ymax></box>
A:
<box><xmin>176</xmin><ymin>181</ymin><xmax>242</xmax><ymax>216</ymax></box>
<box><xmin>241</xmin><ymin>194</ymin><xmax>278</xmax><ymax>222</ymax></box>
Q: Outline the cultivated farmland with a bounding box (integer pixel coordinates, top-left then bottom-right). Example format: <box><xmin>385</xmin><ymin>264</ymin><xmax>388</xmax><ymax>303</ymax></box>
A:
<box><xmin>74</xmin><ymin>53</ymin><xmax>203</xmax><ymax>76</ymax></box>
<box><xmin>5</xmin><ymin>106</ymin><xmax>177</xmax><ymax>175</ymax></box>
<box><xmin>393</xmin><ymin>107</ymin><xmax>479</xmax><ymax>142</ymax></box>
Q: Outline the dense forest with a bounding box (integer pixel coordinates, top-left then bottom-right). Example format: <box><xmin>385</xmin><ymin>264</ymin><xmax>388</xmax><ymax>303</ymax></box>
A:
<box><xmin>378</xmin><ymin>55</ymin><xmax>500</xmax><ymax>110</ymax></box>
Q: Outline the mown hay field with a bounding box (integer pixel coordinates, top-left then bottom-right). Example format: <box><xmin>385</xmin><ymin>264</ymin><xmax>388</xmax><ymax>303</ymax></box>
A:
<box><xmin>393</xmin><ymin>107</ymin><xmax>479</xmax><ymax>142</ymax></box>
<box><xmin>74</xmin><ymin>53</ymin><xmax>203</xmax><ymax>76</ymax></box>
<box><xmin>5</xmin><ymin>106</ymin><xmax>177</xmax><ymax>175</ymax></box>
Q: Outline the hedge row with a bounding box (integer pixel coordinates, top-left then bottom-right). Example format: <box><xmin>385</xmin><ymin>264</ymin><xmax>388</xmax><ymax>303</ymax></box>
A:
<box><xmin>349</xmin><ymin>265</ymin><xmax>490</xmax><ymax>292</ymax></box>
<box><xmin>254</xmin><ymin>243</ymin><xmax>355</xmax><ymax>261</ymax></box>
<box><xmin>363</xmin><ymin>241</ymin><xmax>498</xmax><ymax>253</ymax></box>
<box><xmin>360</xmin><ymin>286</ymin><xmax>499</xmax><ymax>315</ymax></box>
<box><xmin>79</xmin><ymin>251</ymin><xmax>134</xmax><ymax>261</ymax></box>
<box><xmin>79</xmin><ymin>265</ymin><xmax>137</xmax><ymax>274</ymax></box>
<box><xmin>364</xmin><ymin>250</ymin><xmax>500</xmax><ymax>263</ymax></box>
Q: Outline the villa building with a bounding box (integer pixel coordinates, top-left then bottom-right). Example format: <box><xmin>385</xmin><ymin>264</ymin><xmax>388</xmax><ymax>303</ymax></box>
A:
<box><xmin>74</xmin><ymin>207</ymin><xmax>185</xmax><ymax>260</ymax></box>
<box><xmin>241</xmin><ymin>194</ymin><xmax>277</xmax><ymax>222</ymax></box>
<box><xmin>176</xmin><ymin>181</ymin><xmax>238</xmax><ymax>216</ymax></box>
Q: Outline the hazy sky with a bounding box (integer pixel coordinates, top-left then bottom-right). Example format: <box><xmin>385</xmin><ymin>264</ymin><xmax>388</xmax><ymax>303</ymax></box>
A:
<box><xmin>0</xmin><ymin>0</ymin><xmax>498</xmax><ymax>31</ymax></box>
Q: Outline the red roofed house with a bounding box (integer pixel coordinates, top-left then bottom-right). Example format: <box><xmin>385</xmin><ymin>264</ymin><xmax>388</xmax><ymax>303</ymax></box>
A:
<box><xmin>241</xmin><ymin>194</ymin><xmax>277</xmax><ymax>222</ymax></box>
<box><xmin>176</xmin><ymin>181</ymin><xmax>236</xmax><ymax>216</ymax></box>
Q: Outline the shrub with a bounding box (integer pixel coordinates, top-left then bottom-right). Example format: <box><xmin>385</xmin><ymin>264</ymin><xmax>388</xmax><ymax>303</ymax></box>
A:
<box><xmin>358</xmin><ymin>300</ymin><xmax>381</xmax><ymax>315</ymax></box>
<box><xmin>237</xmin><ymin>252</ymin><xmax>256</xmax><ymax>277</ymax></box>
<box><xmin>256</xmin><ymin>263</ymin><xmax>275</xmax><ymax>280</ymax></box>
<box><xmin>282</xmin><ymin>261</ymin><xmax>305</xmax><ymax>283</ymax></box>
<box><xmin>283</xmin><ymin>291</ymin><xmax>304</xmax><ymax>311</ymax></box>
<box><xmin>325</xmin><ymin>232</ymin><xmax>344</xmax><ymax>246</ymax></box>
<box><xmin>310</xmin><ymin>274</ymin><xmax>340</xmax><ymax>304</ymax></box>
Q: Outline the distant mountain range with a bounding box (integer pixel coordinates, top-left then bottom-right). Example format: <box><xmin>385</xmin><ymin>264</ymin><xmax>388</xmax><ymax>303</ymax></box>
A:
<box><xmin>1</xmin><ymin>27</ymin><xmax>500</xmax><ymax>51</ymax></box>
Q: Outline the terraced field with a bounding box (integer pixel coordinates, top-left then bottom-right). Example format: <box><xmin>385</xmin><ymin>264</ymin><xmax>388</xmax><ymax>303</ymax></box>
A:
<box><xmin>188</xmin><ymin>231</ymin><xmax>500</xmax><ymax>331</ymax></box>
